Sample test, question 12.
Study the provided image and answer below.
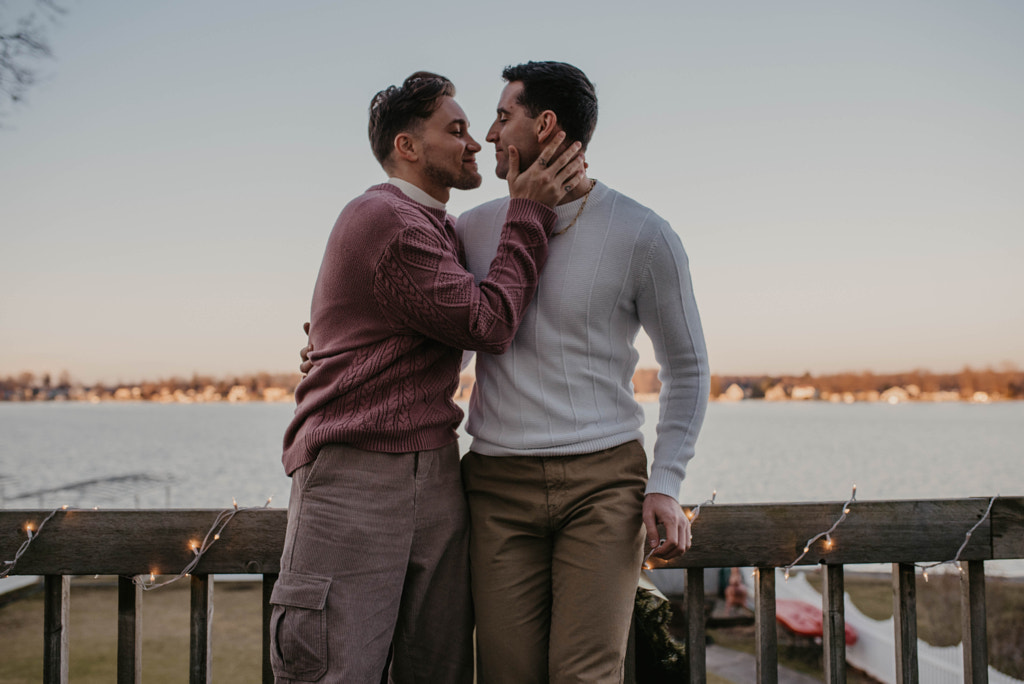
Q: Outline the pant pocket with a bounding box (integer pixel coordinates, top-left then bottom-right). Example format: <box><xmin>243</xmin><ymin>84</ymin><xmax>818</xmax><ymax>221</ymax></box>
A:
<box><xmin>269</xmin><ymin>571</ymin><xmax>332</xmax><ymax>681</ymax></box>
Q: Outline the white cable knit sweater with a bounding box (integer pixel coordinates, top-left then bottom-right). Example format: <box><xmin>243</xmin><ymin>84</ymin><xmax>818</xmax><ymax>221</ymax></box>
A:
<box><xmin>455</xmin><ymin>180</ymin><xmax>710</xmax><ymax>500</ymax></box>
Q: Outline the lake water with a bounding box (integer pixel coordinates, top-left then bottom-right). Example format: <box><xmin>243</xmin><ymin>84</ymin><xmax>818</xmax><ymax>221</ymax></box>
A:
<box><xmin>2</xmin><ymin>400</ymin><xmax>1022</xmax><ymax>572</ymax></box>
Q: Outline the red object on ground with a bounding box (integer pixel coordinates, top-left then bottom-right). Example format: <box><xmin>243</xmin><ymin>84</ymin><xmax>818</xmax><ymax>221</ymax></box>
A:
<box><xmin>775</xmin><ymin>599</ymin><xmax>858</xmax><ymax>645</ymax></box>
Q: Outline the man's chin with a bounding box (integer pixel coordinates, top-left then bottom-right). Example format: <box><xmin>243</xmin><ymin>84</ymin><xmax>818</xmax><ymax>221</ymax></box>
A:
<box><xmin>453</xmin><ymin>173</ymin><xmax>483</xmax><ymax>191</ymax></box>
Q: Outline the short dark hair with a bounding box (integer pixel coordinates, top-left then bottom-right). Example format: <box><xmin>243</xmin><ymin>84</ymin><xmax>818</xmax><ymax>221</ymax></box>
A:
<box><xmin>502</xmin><ymin>61</ymin><xmax>598</xmax><ymax>149</ymax></box>
<box><xmin>368</xmin><ymin>71</ymin><xmax>456</xmax><ymax>168</ymax></box>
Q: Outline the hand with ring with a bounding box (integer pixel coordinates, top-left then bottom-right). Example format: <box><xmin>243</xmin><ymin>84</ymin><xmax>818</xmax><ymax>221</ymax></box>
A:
<box><xmin>507</xmin><ymin>131</ymin><xmax>586</xmax><ymax>208</ymax></box>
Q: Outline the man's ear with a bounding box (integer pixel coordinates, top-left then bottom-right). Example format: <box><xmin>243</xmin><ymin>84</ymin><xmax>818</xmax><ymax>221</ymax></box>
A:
<box><xmin>394</xmin><ymin>132</ymin><xmax>419</xmax><ymax>163</ymax></box>
<box><xmin>535</xmin><ymin>110</ymin><xmax>559</xmax><ymax>143</ymax></box>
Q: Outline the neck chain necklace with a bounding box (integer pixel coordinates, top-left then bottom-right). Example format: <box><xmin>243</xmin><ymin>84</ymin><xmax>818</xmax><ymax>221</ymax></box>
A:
<box><xmin>550</xmin><ymin>179</ymin><xmax>597</xmax><ymax>237</ymax></box>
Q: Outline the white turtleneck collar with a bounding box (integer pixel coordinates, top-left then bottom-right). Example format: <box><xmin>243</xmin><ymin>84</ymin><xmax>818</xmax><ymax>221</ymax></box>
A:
<box><xmin>387</xmin><ymin>177</ymin><xmax>446</xmax><ymax>211</ymax></box>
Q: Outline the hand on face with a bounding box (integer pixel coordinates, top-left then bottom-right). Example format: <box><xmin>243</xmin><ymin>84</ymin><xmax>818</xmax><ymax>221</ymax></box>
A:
<box><xmin>506</xmin><ymin>131</ymin><xmax>585</xmax><ymax>208</ymax></box>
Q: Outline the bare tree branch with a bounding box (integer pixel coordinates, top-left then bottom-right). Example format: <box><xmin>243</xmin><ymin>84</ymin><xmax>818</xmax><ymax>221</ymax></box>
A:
<box><xmin>0</xmin><ymin>0</ymin><xmax>67</xmax><ymax>118</ymax></box>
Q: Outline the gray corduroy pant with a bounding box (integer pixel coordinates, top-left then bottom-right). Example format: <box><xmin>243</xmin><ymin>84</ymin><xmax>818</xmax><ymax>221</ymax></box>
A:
<box><xmin>270</xmin><ymin>443</ymin><xmax>474</xmax><ymax>684</ymax></box>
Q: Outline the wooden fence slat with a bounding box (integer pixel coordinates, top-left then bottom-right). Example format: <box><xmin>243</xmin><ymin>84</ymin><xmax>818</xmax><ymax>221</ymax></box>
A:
<box><xmin>685</xmin><ymin>567</ymin><xmax>706</xmax><ymax>683</ymax></box>
<box><xmin>822</xmin><ymin>564</ymin><xmax>846</xmax><ymax>684</ymax></box>
<box><xmin>961</xmin><ymin>560</ymin><xmax>988</xmax><ymax>684</ymax></box>
<box><xmin>117</xmin><ymin>575</ymin><xmax>142</xmax><ymax>684</ymax></box>
<box><xmin>754</xmin><ymin>567</ymin><xmax>778</xmax><ymax>684</ymax></box>
<box><xmin>189</xmin><ymin>574</ymin><xmax>214</xmax><ymax>684</ymax></box>
<box><xmin>43</xmin><ymin>575</ymin><xmax>70</xmax><ymax>684</ymax></box>
<box><xmin>892</xmin><ymin>563</ymin><xmax>918</xmax><ymax>684</ymax></box>
<box><xmin>263</xmin><ymin>573</ymin><xmax>278</xmax><ymax>684</ymax></box>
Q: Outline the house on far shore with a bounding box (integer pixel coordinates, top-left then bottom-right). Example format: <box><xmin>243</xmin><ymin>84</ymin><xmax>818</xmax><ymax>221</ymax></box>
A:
<box><xmin>790</xmin><ymin>385</ymin><xmax>817</xmax><ymax>401</ymax></box>
<box><xmin>881</xmin><ymin>386</ymin><xmax>911</xmax><ymax>405</ymax></box>
<box><xmin>719</xmin><ymin>383</ymin><xmax>746</xmax><ymax>402</ymax></box>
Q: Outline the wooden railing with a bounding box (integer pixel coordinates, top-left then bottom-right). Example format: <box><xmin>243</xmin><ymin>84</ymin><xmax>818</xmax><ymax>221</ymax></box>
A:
<box><xmin>2</xmin><ymin>497</ymin><xmax>1022</xmax><ymax>683</ymax></box>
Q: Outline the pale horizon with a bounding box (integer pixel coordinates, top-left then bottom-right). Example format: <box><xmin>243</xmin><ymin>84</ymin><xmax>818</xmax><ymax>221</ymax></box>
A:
<box><xmin>2</xmin><ymin>1</ymin><xmax>1022</xmax><ymax>386</ymax></box>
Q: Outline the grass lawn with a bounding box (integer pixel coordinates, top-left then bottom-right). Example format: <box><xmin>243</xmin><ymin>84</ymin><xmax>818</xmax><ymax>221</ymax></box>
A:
<box><xmin>0</xmin><ymin>577</ymin><xmax>263</xmax><ymax>683</ymax></box>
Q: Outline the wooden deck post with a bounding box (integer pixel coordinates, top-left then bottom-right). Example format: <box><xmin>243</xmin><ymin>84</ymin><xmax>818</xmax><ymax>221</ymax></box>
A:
<box><xmin>961</xmin><ymin>560</ymin><xmax>988</xmax><ymax>684</ymax></box>
<box><xmin>685</xmin><ymin>567</ymin><xmax>706</xmax><ymax>683</ymax></box>
<box><xmin>892</xmin><ymin>563</ymin><xmax>918</xmax><ymax>684</ymax></box>
<box><xmin>117</xmin><ymin>575</ymin><xmax>142</xmax><ymax>684</ymax></box>
<box><xmin>190</xmin><ymin>574</ymin><xmax>214</xmax><ymax>684</ymax></box>
<box><xmin>43</xmin><ymin>575</ymin><xmax>70</xmax><ymax>684</ymax></box>
<box><xmin>754</xmin><ymin>567</ymin><xmax>778</xmax><ymax>684</ymax></box>
<box><xmin>822</xmin><ymin>564</ymin><xmax>846</xmax><ymax>684</ymax></box>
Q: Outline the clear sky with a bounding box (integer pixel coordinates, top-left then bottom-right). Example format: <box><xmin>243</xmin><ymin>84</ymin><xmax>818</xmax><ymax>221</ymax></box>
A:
<box><xmin>2</xmin><ymin>0</ymin><xmax>1022</xmax><ymax>384</ymax></box>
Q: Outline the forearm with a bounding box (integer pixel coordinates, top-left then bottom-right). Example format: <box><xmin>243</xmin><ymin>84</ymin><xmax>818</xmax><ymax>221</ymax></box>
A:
<box><xmin>374</xmin><ymin>199</ymin><xmax>555</xmax><ymax>353</ymax></box>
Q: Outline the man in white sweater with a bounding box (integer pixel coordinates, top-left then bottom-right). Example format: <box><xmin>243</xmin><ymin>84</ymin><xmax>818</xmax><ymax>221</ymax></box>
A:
<box><xmin>457</xmin><ymin>61</ymin><xmax>710</xmax><ymax>683</ymax></box>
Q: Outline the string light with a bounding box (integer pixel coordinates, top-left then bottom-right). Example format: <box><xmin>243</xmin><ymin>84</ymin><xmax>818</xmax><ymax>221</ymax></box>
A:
<box><xmin>783</xmin><ymin>485</ymin><xmax>857</xmax><ymax>580</ymax></box>
<box><xmin>1</xmin><ymin>505</ymin><xmax>67</xmax><ymax>578</ymax></box>
<box><xmin>686</xmin><ymin>490</ymin><xmax>717</xmax><ymax>523</ymax></box>
<box><xmin>916</xmin><ymin>495</ymin><xmax>998</xmax><ymax>582</ymax></box>
<box><xmin>135</xmin><ymin>497</ymin><xmax>274</xmax><ymax>591</ymax></box>
<box><xmin>4</xmin><ymin>492</ymin><xmax>1000</xmax><ymax>593</ymax></box>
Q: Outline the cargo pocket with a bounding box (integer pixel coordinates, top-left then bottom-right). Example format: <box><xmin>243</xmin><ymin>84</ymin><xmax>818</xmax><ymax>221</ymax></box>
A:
<box><xmin>269</xmin><ymin>572</ymin><xmax>332</xmax><ymax>681</ymax></box>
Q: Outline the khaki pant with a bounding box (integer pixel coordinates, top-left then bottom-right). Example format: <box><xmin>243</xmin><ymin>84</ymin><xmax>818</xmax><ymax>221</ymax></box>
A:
<box><xmin>271</xmin><ymin>443</ymin><xmax>473</xmax><ymax>684</ymax></box>
<box><xmin>462</xmin><ymin>441</ymin><xmax>648</xmax><ymax>684</ymax></box>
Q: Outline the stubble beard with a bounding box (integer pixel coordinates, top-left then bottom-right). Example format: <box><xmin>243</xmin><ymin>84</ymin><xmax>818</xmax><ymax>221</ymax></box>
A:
<box><xmin>424</xmin><ymin>161</ymin><xmax>481</xmax><ymax>191</ymax></box>
<box><xmin>422</xmin><ymin>143</ymin><xmax>482</xmax><ymax>191</ymax></box>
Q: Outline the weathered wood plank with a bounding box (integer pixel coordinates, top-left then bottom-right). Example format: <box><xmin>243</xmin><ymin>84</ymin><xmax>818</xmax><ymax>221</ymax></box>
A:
<box><xmin>992</xmin><ymin>497</ymin><xmax>1024</xmax><ymax>559</ymax></box>
<box><xmin>2</xmin><ymin>499</ymin><xmax>1016</xmax><ymax>575</ymax></box>
<box><xmin>892</xmin><ymin>563</ymin><xmax>918</xmax><ymax>684</ymax></box>
<box><xmin>0</xmin><ymin>509</ymin><xmax>288</xmax><ymax>575</ymax></box>
<box><xmin>117</xmin><ymin>575</ymin><xmax>142</xmax><ymax>684</ymax></box>
<box><xmin>189</xmin><ymin>574</ymin><xmax>214</xmax><ymax>684</ymax></box>
<box><xmin>961</xmin><ymin>560</ymin><xmax>988</xmax><ymax>684</ymax></box>
<box><xmin>43</xmin><ymin>575</ymin><xmax>69</xmax><ymax>684</ymax></box>
<box><xmin>822</xmin><ymin>564</ymin><xmax>846</xmax><ymax>684</ymax></box>
<box><xmin>263</xmin><ymin>573</ymin><xmax>278</xmax><ymax>684</ymax></box>
<box><xmin>754</xmin><ymin>567</ymin><xmax>778</xmax><ymax>684</ymax></box>
<box><xmin>640</xmin><ymin>498</ymin><xmax>1009</xmax><ymax>569</ymax></box>
<box><xmin>685</xmin><ymin>567</ymin><xmax>706</xmax><ymax>684</ymax></box>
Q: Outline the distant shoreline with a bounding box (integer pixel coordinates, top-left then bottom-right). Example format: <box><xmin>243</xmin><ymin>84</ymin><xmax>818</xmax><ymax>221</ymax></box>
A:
<box><xmin>3</xmin><ymin>366</ymin><xmax>1021</xmax><ymax>404</ymax></box>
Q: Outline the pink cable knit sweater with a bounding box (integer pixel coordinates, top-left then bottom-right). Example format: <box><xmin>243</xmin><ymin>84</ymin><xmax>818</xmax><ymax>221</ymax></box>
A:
<box><xmin>282</xmin><ymin>183</ymin><xmax>555</xmax><ymax>475</ymax></box>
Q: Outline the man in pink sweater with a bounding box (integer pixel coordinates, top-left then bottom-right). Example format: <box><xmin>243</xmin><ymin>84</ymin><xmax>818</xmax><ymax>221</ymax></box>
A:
<box><xmin>271</xmin><ymin>72</ymin><xmax>584</xmax><ymax>684</ymax></box>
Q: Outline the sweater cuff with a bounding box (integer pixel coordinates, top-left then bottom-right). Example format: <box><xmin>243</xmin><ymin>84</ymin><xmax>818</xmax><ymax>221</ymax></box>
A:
<box><xmin>645</xmin><ymin>467</ymin><xmax>683</xmax><ymax>502</ymax></box>
<box><xmin>506</xmin><ymin>198</ymin><xmax>558</xmax><ymax>236</ymax></box>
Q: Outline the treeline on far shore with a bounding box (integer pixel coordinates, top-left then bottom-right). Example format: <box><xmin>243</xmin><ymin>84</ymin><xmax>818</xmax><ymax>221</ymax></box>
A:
<box><xmin>2</xmin><ymin>366</ymin><xmax>1022</xmax><ymax>404</ymax></box>
<box><xmin>0</xmin><ymin>371</ymin><xmax>304</xmax><ymax>404</ymax></box>
<box><xmin>635</xmin><ymin>366</ymin><xmax>1024</xmax><ymax>403</ymax></box>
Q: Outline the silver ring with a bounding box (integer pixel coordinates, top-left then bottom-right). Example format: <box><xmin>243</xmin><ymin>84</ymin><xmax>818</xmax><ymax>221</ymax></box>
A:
<box><xmin>564</xmin><ymin>184</ymin><xmax>573</xmax><ymax>192</ymax></box>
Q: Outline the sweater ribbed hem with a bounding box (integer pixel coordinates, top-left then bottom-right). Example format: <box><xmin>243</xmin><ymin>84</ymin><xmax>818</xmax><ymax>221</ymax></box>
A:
<box><xmin>283</xmin><ymin>426</ymin><xmax>459</xmax><ymax>476</ymax></box>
